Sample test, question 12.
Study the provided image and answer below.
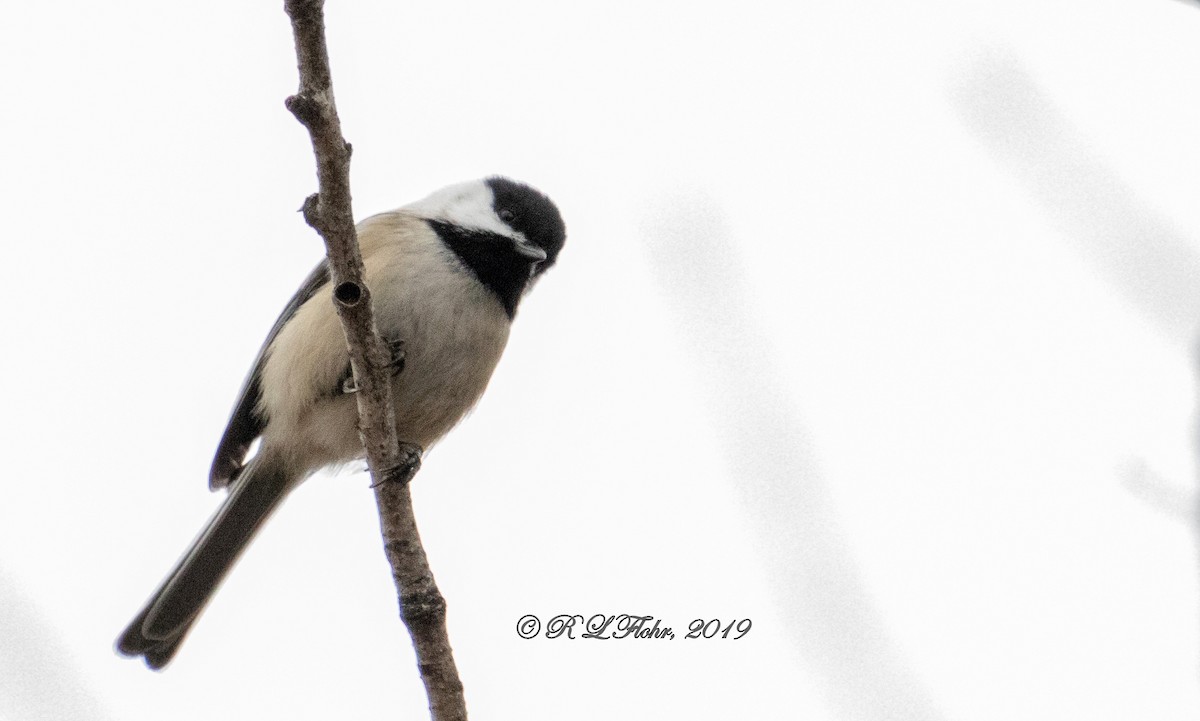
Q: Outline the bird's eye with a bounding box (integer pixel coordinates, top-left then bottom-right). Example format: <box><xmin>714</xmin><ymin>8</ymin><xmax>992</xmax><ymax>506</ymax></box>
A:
<box><xmin>498</xmin><ymin>208</ymin><xmax>516</xmax><ymax>223</ymax></box>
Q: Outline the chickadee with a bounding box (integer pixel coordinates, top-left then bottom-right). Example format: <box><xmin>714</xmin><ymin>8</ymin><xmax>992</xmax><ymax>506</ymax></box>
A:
<box><xmin>117</xmin><ymin>176</ymin><xmax>565</xmax><ymax>669</ymax></box>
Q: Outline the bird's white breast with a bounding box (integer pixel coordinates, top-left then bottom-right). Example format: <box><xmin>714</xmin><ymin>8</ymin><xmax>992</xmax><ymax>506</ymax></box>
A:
<box><xmin>257</xmin><ymin>212</ymin><xmax>512</xmax><ymax>474</ymax></box>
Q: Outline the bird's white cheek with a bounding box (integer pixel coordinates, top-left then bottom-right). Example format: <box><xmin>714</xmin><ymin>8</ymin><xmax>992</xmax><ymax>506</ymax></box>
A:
<box><xmin>402</xmin><ymin>180</ymin><xmax>510</xmax><ymax>237</ymax></box>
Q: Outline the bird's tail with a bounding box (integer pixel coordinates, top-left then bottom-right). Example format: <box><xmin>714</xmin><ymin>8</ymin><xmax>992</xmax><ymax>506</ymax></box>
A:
<box><xmin>116</xmin><ymin>457</ymin><xmax>293</xmax><ymax>669</ymax></box>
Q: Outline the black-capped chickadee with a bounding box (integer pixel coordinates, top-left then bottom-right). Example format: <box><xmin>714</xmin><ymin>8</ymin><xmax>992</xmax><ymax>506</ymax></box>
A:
<box><xmin>117</xmin><ymin>177</ymin><xmax>565</xmax><ymax>669</ymax></box>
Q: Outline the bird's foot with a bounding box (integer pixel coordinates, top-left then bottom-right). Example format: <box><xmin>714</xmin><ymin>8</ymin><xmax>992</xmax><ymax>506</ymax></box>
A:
<box><xmin>372</xmin><ymin>442</ymin><xmax>424</xmax><ymax>487</ymax></box>
<box><xmin>339</xmin><ymin>338</ymin><xmax>406</xmax><ymax>395</ymax></box>
<box><xmin>385</xmin><ymin>338</ymin><xmax>406</xmax><ymax>377</ymax></box>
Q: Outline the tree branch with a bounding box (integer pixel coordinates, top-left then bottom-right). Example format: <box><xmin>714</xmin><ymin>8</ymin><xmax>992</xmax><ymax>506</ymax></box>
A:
<box><xmin>282</xmin><ymin>1</ymin><xmax>467</xmax><ymax>718</ymax></box>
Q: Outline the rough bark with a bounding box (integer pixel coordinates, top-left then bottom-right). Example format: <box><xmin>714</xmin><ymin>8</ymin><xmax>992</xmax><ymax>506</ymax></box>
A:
<box><xmin>283</xmin><ymin>2</ymin><xmax>467</xmax><ymax>718</ymax></box>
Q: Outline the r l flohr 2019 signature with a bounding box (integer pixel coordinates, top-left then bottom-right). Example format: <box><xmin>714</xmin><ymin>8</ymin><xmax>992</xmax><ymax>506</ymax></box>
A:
<box><xmin>515</xmin><ymin>614</ymin><xmax>752</xmax><ymax>640</ymax></box>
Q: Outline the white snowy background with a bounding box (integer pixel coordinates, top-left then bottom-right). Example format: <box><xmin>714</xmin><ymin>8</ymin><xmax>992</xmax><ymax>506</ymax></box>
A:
<box><xmin>1</xmin><ymin>1</ymin><xmax>1198</xmax><ymax>719</ymax></box>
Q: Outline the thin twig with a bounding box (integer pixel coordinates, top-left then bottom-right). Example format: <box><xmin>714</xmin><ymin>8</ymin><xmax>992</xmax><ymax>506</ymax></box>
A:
<box><xmin>282</xmin><ymin>1</ymin><xmax>467</xmax><ymax>718</ymax></box>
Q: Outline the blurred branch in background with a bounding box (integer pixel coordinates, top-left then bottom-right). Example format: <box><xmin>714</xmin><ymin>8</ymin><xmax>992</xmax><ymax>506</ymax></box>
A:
<box><xmin>0</xmin><ymin>569</ymin><xmax>115</xmax><ymax>721</ymax></box>
<box><xmin>642</xmin><ymin>195</ymin><xmax>946</xmax><ymax>721</ymax></box>
<box><xmin>951</xmin><ymin>49</ymin><xmax>1200</xmax><ymax>501</ymax></box>
<box><xmin>952</xmin><ymin>47</ymin><xmax>1200</xmax><ymax>666</ymax></box>
<box><xmin>1120</xmin><ymin>458</ymin><xmax>1196</xmax><ymax>523</ymax></box>
<box><xmin>950</xmin><ymin>50</ymin><xmax>1200</xmax><ymax>350</ymax></box>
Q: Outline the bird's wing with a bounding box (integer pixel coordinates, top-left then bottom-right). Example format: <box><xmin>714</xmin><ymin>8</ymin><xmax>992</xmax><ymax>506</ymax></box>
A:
<box><xmin>208</xmin><ymin>260</ymin><xmax>331</xmax><ymax>489</ymax></box>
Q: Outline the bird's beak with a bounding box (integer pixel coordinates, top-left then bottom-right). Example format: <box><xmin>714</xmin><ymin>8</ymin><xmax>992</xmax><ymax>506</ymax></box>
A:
<box><xmin>513</xmin><ymin>240</ymin><xmax>547</xmax><ymax>263</ymax></box>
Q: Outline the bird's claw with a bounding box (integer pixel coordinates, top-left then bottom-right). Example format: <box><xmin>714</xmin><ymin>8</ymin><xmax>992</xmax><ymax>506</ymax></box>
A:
<box><xmin>386</xmin><ymin>338</ymin><xmax>406</xmax><ymax>377</ymax></box>
<box><xmin>339</xmin><ymin>338</ymin><xmax>406</xmax><ymax>395</ymax></box>
<box><xmin>370</xmin><ymin>442</ymin><xmax>424</xmax><ymax>487</ymax></box>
